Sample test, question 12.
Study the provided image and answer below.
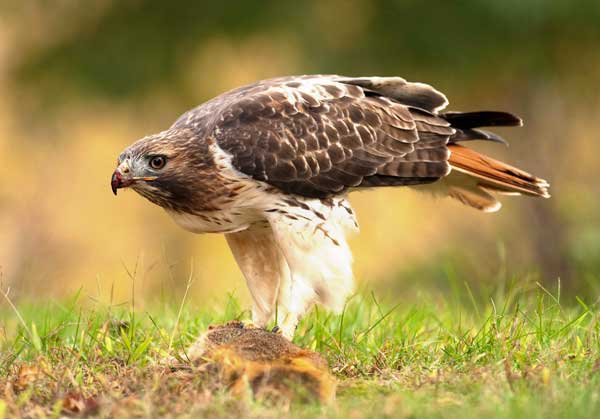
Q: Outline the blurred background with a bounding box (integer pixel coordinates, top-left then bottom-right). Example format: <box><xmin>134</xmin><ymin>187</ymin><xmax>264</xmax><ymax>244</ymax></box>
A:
<box><xmin>1</xmin><ymin>0</ymin><xmax>599</xmax><ymax>308</ymax></box>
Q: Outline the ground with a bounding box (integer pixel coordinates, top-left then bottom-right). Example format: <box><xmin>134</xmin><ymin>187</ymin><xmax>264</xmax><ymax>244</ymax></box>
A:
<box><xmin>1</xmin><ymin>278</ymin><xmax>599</xmax><ymax>418</ymax></box>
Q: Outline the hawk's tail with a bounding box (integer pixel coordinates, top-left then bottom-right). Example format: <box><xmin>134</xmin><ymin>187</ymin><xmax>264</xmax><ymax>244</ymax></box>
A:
<box><xmin>441</xmin><ymin>111</ymin><xmax>550</xmax><ymax>212</ymax></box>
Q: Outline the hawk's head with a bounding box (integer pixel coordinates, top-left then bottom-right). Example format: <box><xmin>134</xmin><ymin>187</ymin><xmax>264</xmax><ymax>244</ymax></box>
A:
<box><xmin>111</xmin><ymin>128</ymin><xmax>214</xmax><ymax>212</ymax></box>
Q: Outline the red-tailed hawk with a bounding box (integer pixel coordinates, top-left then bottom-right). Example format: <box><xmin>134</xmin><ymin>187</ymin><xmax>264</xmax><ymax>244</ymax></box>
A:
<box><xmin>111</xmin><ymin>75</ymin><xmax>549</xmax><ymax>338</ymax></box>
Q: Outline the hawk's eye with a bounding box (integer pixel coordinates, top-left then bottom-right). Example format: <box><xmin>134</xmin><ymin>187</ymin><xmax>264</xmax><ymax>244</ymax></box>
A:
<box><xmin>149</xmin><ymin>156</ymin><xmax>167</xmax><ymax>170</ymax></box>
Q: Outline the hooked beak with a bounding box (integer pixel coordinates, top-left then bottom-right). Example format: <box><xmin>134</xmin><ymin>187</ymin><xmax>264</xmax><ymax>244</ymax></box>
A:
<box><xmin>111</xmin><ymin>165</ymin><xmax>158</xmax><ymax>195</ymax></box>
<box><xmin>111</xmin><ymin>169</ymin><xmax>132</xmax><ymax>195</ymax></box>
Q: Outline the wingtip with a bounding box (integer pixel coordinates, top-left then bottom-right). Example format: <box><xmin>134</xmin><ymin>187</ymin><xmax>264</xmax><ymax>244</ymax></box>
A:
<box><xmin>501</xmin><ymin>112</ymin><xmax>523</xmax><ymax>127</ymax></box>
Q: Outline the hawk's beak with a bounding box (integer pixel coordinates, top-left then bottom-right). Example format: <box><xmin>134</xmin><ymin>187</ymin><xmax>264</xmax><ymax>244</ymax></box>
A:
<box><xmin>111</xmin><ymin>166</ymin><xmax>158</xmax><ymax>195</ymax></box>
<box><xmin>111</xmin><ymin>170</ymin><xmax>125</xmax><ymax>195</ymax></box>
<box><xmin>111</xmin><ymin>166</ymin><xmax>135</xmax><ymax>195</ymax></box>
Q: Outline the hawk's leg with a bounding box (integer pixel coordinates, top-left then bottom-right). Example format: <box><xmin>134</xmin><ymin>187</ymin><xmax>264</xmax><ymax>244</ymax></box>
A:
<box><xmin>266</xmin><ymin>198</ymin><xmax>358</xmax><ymax>339</ymax></box>
<box><xmin>276</xmin><ymin>274</ymin><xmax>314</xmax><ymax>339</ymax></box>
<box><xmin>225</xmin><ymin>226</ymin><xmax>289</xmax><ymax>327</ymax></box>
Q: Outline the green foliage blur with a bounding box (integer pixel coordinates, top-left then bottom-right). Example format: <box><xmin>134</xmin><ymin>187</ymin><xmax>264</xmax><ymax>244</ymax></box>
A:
<box><xmin>0</xmin><ymin>0</ymin><xmax>599</xmax><ymax>305</ymax></box>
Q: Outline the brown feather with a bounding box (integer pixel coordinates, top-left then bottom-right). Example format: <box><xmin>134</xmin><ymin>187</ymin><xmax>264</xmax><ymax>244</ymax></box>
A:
<box><xmin>448</xmin><ymin>144</ymin><xmax>550</xmax><ymax>198</ymax></box>
<box><xmin>447</xmin><ymin>185</ymin><xmax>501</xmax><ymax>212</ymax></box>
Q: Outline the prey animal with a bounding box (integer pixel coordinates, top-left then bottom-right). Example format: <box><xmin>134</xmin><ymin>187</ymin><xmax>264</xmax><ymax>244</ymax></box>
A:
<box><xmin>111</xmin><ymin>75</ymin><xmax>549</xmax><ymax>339</ymax></box>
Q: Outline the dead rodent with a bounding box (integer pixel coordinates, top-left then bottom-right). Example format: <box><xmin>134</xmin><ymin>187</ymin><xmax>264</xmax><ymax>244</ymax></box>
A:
<box><xmin>184</xmin><ymin>321</ymin><xmax>336</xmax><ymax>404</ymax></box>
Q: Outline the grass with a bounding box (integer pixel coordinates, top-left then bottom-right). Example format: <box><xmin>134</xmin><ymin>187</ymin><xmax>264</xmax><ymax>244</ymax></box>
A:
<box><xmin>1</xmin><ymin>278</ymin><xmax>599</xmax><ymax>418</ymax></box>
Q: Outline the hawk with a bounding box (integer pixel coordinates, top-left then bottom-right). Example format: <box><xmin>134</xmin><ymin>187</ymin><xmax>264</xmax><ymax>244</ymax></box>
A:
<box><xmin>111</xmin><ymin>75</ymin><xmax>549</xmax><ymax>338</ymax></box>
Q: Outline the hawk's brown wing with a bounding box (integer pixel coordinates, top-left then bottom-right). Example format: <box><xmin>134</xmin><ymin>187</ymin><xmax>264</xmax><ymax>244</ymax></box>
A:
<box><xmin>212</xmin><ymin>76</ymin><xmax>454</xmax><ymax>198</ymax></box>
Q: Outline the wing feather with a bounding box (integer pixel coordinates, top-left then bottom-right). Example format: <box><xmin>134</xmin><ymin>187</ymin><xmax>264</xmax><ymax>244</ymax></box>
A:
<box><xmin>335</xmin><ymin>76</ymin><xmax>449</xmax><ymax>113</ymax></box>
<box><xmin>212</xmin><ymin>76</ymin><xmax>452</xmax><ymax>198</ymax></box>
<box><xmin>171</xmin><ymin>75</ymin><xmax>548</xmax><ymax>207</ymax></box>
